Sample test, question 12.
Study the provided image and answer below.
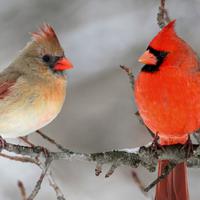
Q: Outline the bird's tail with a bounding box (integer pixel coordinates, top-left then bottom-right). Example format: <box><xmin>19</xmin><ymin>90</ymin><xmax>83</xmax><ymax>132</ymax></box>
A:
<box><xmin>155</xmin><ymin>160</ymin><xmax>189</xmax><ymax>200</ymax></box>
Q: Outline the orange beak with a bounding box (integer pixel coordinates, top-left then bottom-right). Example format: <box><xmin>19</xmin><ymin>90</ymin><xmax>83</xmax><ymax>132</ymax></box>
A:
<box><xmin>138</xmin><ymin>50</ymin><xmax>157</xmax><ymax>65</ymax></box>
<box><xmin>54</xmin><ymin>57</ymin><xmax>73</xmax><ymax>71</ymax></box>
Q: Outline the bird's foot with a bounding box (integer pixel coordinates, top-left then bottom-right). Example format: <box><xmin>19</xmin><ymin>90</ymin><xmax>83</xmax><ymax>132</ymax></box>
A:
<box><xmin>181</xmin><ymin>136</ymin><xmax>193</xmax><ymax>158</ymax></box>
<box><xmin>150</xmin><ymin>133</ymin><xmax>164</xmax><ymax>153</ymax></box>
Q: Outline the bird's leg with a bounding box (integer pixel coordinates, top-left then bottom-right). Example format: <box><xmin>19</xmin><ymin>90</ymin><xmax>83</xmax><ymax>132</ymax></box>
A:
<box><xmin>181</xmin><ymin>136</ymin><xmax>193</xmax><ymax>158</ymax></box>
<box><xmin>149</xmin><ymin>133</ymin><xmax>165</xmax><ymax>154</ymax></box>
<box><xmin>150</xmin><ymin>133</ymin><xmax>161</xmax><ymax>150</ymax></box>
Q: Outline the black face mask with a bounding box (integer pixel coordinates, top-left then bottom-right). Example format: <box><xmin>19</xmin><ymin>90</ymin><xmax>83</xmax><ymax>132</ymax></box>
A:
<box><xmin>141</xmin><ymin>46</ymin><xmax>168</xmax><ymax>73</ymax></box>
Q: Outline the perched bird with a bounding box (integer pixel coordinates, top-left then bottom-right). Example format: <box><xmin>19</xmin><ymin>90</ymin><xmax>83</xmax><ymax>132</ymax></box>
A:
<box><xmin>0</xmin><ymin>24</ymin><xmax>73</xmax><ymax>138</ymax></box>
<box><xmin>135</xmin><ymin>20</ymin><xmax>199</xmax><ymax>200</ymax></box>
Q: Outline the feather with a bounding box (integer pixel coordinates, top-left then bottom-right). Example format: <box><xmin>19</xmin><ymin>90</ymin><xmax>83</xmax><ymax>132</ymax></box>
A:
<box><xmin>31</xmin><ymin>23</ymin><xmax>59</xmax><ymax>44</ymax></box>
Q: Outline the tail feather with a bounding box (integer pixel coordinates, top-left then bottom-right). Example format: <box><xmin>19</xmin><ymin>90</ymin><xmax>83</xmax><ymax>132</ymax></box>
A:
<box><xmin>155</xmin><ymin>160</ymin><xmax>189</xmax><ymax>200</ymax></box>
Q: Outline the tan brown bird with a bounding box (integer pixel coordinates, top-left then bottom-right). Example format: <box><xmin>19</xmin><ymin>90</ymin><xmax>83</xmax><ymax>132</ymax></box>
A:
<box><xmin>0</xmin><ymin>24</ymin><xmax>73</xmax><ymax>138</ymax></box>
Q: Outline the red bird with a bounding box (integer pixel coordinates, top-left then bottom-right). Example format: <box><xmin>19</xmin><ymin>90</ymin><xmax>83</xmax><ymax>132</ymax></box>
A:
<box><xmin>135</xmin><ymin>20</ymin><xmax>200</xmax><ymax>200</ymax></box>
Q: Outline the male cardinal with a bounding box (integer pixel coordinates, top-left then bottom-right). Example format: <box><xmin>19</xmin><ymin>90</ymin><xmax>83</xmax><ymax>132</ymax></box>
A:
<box><xmin>0</xmin><ymin>24</ymin><xmax>73</xmax><ymax>138</ymax></box>
<box><xmin>135</xmin><ymin>20</ymin><xmax>200</xmax><ymax>200</ymax></box>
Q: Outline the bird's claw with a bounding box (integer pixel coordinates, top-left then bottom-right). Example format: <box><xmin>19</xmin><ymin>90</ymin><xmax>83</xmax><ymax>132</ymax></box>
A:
<box><xmin>150</xmin><ymin>133</ymin><xmax>164</xmax><ymax>153</ymax></box>
<box><xmin>181</xmin><ymin>136</ymin><xmax>193</xmax><ymax>158</ymax></box>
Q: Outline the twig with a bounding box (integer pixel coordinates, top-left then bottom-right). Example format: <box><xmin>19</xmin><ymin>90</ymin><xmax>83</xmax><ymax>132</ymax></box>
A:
<box><xmin>120</xmin><ymin>65</ymin><xmax>134</xmax><ymax>90</ymax></box>
<box><xmin>134</xmin><ymin>111</ymin><xmax>154</xmax><ymax>138</ymax></box>
<box><xmin>18</xmin><ymin>181</ymin><xmax>27</xmax><ymax>200</ymax></box>
<box><xmin>132</xmin><ymin>171</ymin><xmax>147</xmax><ymax>196</ymax></box>
<box><xmin>0</xmin><ymin>152</ymin><xmax>38</xmax><ymax>164</ymax></box>
<box><xmin>120</xmin><ymin>65</ymin><xmax>155</xmax><ymax>139</ymax></box>
<box><xmin>47</xmin><ymin>170</ymin><xmax>66</xmax><ymax>200</ymax></box>
<box><xmin>20</xmin><ymin>137</ymin><xmax>35</xmax><ymax>147</ymax></box>
<box><xmin>105</xmin><ymin>162</ymin><xmax>119</xmax><ymax>178</ymax></box>
<box><xmin>36</xmin><ymin>130</ymin><xmax>66</xmax><ymax>152</ymax></box>
<box><xmin>27</xmin><ymin>157</ymin><xmax>52</xmax><ymax>200</ymax></box>
<box><xmin>157</xmin><ymin>0</ymin><xmax>165</xmax><ymax>28</ymax></box>
<box><xmin>157</xmin><ymin>0</ymin><xmax>171</xmax><ymax>29</ymax></box>
<box><xmin>193</xmin><ymin>130</ymin><xmax>200</xmax><ymax>144</ymax></box>
<box><xmin>144</xmin><ymin>162</ymin><xmax>177</xmax><ymax>192</ymax></box>
<box><xmin>163</xmin><ymin>8</ymin><xmax>170</xmax><ymax>23</ymax></box>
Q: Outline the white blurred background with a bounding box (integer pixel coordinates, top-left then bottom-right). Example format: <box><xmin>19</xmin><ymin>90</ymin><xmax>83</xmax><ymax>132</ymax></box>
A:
<box><xmin>0</xmin><ymin>0</ymin><xmax>200</xmax><ymax>199</ymax></box>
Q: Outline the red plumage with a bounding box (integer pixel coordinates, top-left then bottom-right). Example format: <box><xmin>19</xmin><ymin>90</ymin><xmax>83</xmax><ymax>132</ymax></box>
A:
<box><xmin>135</xmin><ymin>20</ymin><xmax>199</xmax><ymax>199</ymax></box>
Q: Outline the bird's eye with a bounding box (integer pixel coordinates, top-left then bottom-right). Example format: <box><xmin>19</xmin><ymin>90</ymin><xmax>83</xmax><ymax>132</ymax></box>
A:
<box><xmin>42</xmin><ymin>55</ymin><xmax>51</xmax><ymax>63</ymax></box>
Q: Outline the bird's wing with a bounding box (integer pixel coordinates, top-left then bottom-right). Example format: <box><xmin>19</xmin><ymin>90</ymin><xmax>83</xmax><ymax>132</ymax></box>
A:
<box><xmin>0</xmin><ymin>71</ymin><xmax>22</xmax><ymax>100</ymax></box>
<box><xmin>0</xmin><ymin>81</ymin><xmax>16</xmax><ymax>99</ymax></box>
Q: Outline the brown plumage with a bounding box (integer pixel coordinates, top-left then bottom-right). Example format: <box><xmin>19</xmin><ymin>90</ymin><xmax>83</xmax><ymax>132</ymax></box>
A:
<box><xmin>0</xmin><ymin>24</ymin><xmax>73</xmax><ymax>138</ymax></box>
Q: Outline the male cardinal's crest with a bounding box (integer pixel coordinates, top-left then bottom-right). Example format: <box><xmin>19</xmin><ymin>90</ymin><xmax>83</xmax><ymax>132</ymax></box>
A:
<box><xmin>149</xmin><ymin>20</ymin><xmax>177</xmax><ymax>51</ymax></box>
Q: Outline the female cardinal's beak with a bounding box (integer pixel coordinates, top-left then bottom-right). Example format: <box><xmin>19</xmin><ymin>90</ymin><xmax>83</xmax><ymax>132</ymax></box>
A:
<box><xmin>54</xmin><ymin>57</ymin><xmax>73</xmax><ymax>71</ymax></box>
<box><xmin>138</xmin><ymin>50</ymin><xmax>157</xmax><ymax>65</ymax></box>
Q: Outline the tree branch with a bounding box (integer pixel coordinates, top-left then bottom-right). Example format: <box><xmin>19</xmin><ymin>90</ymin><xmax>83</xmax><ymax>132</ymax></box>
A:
<box><xmin>1</xmin><ymin>138</ymin><xmax>200</xmax><ymax>197</ymax></box>
<box><xmin>18</xmin><ymin>135</ymin><xmax>67</xmax><ymax>200</ymax></box>
<box><xmin>144</xmin><ymin>161</ymin><xmax>177</xmax><ymax>192</ymax></box>
<box><xmin>120</xmin><ymin>65</ymin><xmax>134</xmax><ymax>90</ymax></box>
<box><xmin>2</xmin><ymin>139</ymin><xmax>200</xmax><ymax>175</ymax></box>
<box><xmin>18</xmin><ymin>181</ymin><xmax>27</xmax><ymax>200</ymax></box>
<box><xmin>47</xmin><ymin>170</ymin><xmax>66</xmax><ymax>200</ymax></box>
<box><xmin>157</xmin><ymin>0</ymin><xmax>171</xmax><ymax>29</ymax></box>
<box><xmin>27</xmin><ymin>157</ymin><xmax>52</xmax><ymax>200</ymax></box>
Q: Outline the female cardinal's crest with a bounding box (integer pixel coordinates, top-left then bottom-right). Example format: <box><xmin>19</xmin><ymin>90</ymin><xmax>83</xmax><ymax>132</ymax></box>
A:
<box><xmin>31</xmin><ymin>23</ymin><xmax>60</xmax><ymax>44</ymax></box>
<box><xmin>30</xmin><ymin>23</ymin><xmax>63</xmax><ymax>53</ymax></box>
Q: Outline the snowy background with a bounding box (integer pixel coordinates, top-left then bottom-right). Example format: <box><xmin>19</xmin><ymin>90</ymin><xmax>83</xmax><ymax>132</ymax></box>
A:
<box><xmin>0</xmin><ymin>0</ymin><xmax>200</xmax><ymax>199</ymax></box>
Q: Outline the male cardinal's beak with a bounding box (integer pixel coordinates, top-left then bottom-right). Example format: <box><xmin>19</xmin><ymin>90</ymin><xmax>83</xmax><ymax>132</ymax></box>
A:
<box><xmin>138</xmin><ymin>50</ymin><xmax>157</xmax><ymax>65</ymax></box>
<box><xmin>54</xmin><ymin>57</ymin><xmax>73</xmax><ymax>71</ymax></box>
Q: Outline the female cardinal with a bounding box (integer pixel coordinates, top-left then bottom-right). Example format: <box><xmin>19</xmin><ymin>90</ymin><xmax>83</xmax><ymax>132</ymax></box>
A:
<box><xmin>135</xmin><ymin>20</ymin><xmax>200</xmax><ymax>200</ymax></box>
<box><xmin>0</xmin><ymin>24</ymin><xmax>73</xmax><ymax>138</ymax></box>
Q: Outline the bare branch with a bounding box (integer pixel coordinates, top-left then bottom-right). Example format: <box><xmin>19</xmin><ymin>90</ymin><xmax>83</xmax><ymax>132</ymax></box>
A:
<box><xmin>0</xmin><ymin>152</ymin><xmax>37</xmax><ymax>165</ymax></box>
<box><xmin>2</xmin><ymin>139</ymin><xmax>200</xmax><ymax>181</ymax></box>
<box><xmin>120</xmin><ymin>65</ymin><xmax>134</xmax><ymax>90</ymax></box>
<box><xmin>20</xmin><ymin>137</ymin><xmax>35</xmax><ymax>147</ymax></box>
<box><xmin>27</xmin><ymin>157</ymin><xmax>52</xmax><ymax>200</ymax></box>
<box><xmin>3</xmin><ymin>140</ymin><xmax>200</xmax><ymax>168</ymax></box>
<box><xmin>157</xmin><ymin>0</ymin><xmax>171</xmax><ymax>29</ymax></box>
<box><xmin>132</xmin><ymin>171</ymin><xmax>147</xmax><ymax>196</ymax></box>
<box><xmin>18</xmin><ymin>181</ymin><xmax>27</xmax><ymax>200</ymax></box>
<box><xmin>47</xmin><ymin>170</ymin><xmax>66</xmax><ymax>200</ymax></box>
<box><xmin>193</xmin><ymin>129</ymin><xmax>200</xmax><ymax>144</ymax></box>
<box><xmin>144</xmin><ymin>162</ymin><xmax>177</xmax><ymax>192</ymax></box>
<box><xmin>36</xmin><ymin>130</ymin><xmax>66</xmax><ymax>152</ymax></box>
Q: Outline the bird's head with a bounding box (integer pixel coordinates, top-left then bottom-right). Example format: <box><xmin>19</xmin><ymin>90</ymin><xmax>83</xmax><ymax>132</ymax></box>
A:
<box><xmin>138</xmin><ymin>20</ymin><xmax>198</xmax><ymax>72</ymax></box>
<box><xmin>16</xmin><ymin>24</ymin><xmax>73</xmax><ymax>77</ymax></box>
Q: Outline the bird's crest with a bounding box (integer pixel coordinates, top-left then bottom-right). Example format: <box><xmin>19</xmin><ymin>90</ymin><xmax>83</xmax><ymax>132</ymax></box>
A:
<box><xmin>31</xmin><ymin>23</ymin><xmax>59</xmax><ymax>42</ymax></box>
<box><xmin>149</xmin><ymin>20</ymin><xmax>178</xmax><ymax>51</ymax></box>
<box><xmin>30</xmin><ymin>23</ymin><xmax>63</xmax><ymax>54</ymax></box>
